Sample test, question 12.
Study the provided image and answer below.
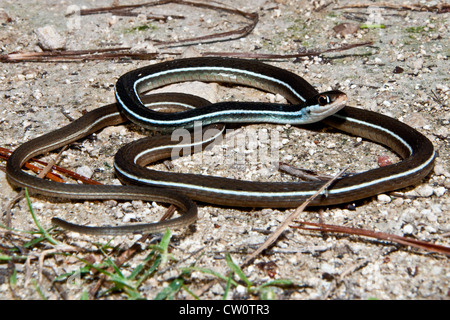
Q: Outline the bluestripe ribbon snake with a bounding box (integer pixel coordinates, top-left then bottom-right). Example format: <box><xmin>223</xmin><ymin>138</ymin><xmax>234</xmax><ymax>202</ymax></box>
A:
<box><xmin>6</xmin><ymin>57</ymin><xmax>435</xmax><ymax>235</ymax></box>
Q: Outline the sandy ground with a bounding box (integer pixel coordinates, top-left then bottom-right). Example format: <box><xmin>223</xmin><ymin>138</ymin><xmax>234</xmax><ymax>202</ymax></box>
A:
<box><xmin>0</xmin><ymin>0</ymin><xmax>448</xmax><ymax>300</ymax></box>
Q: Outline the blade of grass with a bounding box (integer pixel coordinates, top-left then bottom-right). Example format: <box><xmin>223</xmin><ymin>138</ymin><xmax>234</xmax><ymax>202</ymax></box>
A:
<box><xmin>181</xmin><ymin>266</ymin><xmax>239</xmax><ymax>287</ymax></box>
<box><xmin>154</xmin><ymin>277</ymin><xmax>184</xmax><ymax>300</ymax></box>
<box><xmin>24</xmin><ymin>188</ymin><xmax>59</xmax><ymax>245</ymax></box>
<box><xmin>181</xmin><ymin>283</ymin><xmax>200</xmax><ymax>300</ymax></box>
<box><xmin>136</xmin><ymin>253</ymin><xmax>161</xmax><ymax>287</ymax></box>
<box><xmin>258</xmin><ymin>279</ymin><xmax>294</xmax><ymax>288</ymax></box>
<box><xmin>159</xmin><ymin>228</ymin><xmax>172</xmax><ymax>266</ymax></box>
<box><xmin>80</xmin><ymin>291</ymin><xmax>90</xmax><ymax>300</ymax></box>
<box><xmin>225</xmin><ymin>253</ymin><xmax>252</xmax><ymax>287</ymax></box>
<box><xmin>223</xmin><ymin>273</ymin><xmax>233</xmax><ymax>300</ymax></box>
<box><xmin>9</xmin><ymin>266</ymin><xmax>17</xmax><ymax>288</ymax></box>
<box><xmin>32</xmin><ymin>279</ymin><xmax>47</xmax><ymax>300</ymax></box>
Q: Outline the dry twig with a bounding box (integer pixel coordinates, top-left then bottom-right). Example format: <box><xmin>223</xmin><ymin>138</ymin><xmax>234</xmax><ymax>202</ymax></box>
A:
<box><xmin>279</xmin><ymin>162</ymin><xmax>333</xmax><ymax>181</ymax></box>
<box><xmin>148</xmin><ymin>0</ymin><xmax>258</xmax><ymax>46</ymax></box>
<box><xmin>0</xmin><ymin>147</ymin><xmax>101</xmax><ymax>185</ymax></box>
<box><xmin>2</xmin><ymin>146</ymin><xmax>67</xmax><ymax>230</ymax></box>
<box><xmin>241</xmin><ymin>167</ymin><xmax>349</xmax><ymax>267</ymax></box>
<box><xmin>202</xmin><ymin>41</ymin><xmax>373</xmax><ymax>60</ymax></box>
<box><xmin>0</xmin><ymin>48</ymin><xmax>157</xmax><ymax>63</ymax></box>
<box><xmin>335</xmin><ymin>2</ymin><xmax>449</xmax><ymax>14</ymax></box>
<box><xmin>293</xmin><ymin>221</ymin><xmax>450</xmax><ymax>256</ymax></box>
<box><xmin>74</xmin><ymin>0</ymin><xmax>259</xmax><ymax>46</ymax></box>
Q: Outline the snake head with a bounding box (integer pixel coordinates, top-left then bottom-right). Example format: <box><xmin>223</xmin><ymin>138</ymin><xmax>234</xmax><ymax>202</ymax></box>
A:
<box><xmin>304</xmin><ymin>90</ymin><xmax>348</xmax><ymax>121</ymax></box>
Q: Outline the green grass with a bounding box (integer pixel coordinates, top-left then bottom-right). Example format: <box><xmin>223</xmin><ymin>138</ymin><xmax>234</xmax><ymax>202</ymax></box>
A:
<box><xmin>0</xmin><ymin>188</ymin><xmax>297</xmax><ymax>300</ymax></box>
<box><xmin>405</xmin><ymin>26</ymin><xmax>432</xmax><ymax>33</ymax></box>
<box><xmin>125</xmin><ymin>23</ymin><xmax>158</xmax><ymax>33</ymax></box>
<box><xmin>360</xmin><ymin>24</ymin><xmax>385</xmax><ymax>29</ymax></box>
<box><xmin>182</xmin><ymin>253</ymin><xmax>294</xmax><ymax>300</ymax></box>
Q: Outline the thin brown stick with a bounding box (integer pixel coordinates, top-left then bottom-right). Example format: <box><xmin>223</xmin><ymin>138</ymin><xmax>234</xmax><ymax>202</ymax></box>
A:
<box><xmin>279</xmin><ymin>162</ymin><xmax>333</xmax><ymax>181</ymax></box>
<box><xmin>4</xmin><ymin>193</ymin><xmax>24</xmax><ymax>232</ymax></box>
<box><xmin>202</xmin><ymin>41</ymin><xmax>373</xmax><ymax>59</ymax></box>
<box><xmin>36</xmin><ymin>146</ymin><xmax>67</xmax><ymax>179</ymax></box>
<box><xmin>314</xmin><ymin>1</ymin><xmax>333</xmax><ymax>12</ymax></box>
<box><xmin>78</xmin><ymin>1</ymin><xmax>185</xmax><ymax>21</ymax></box>
<box><xmin>3</xmin><ymin>146</ymin><xmax>67</xmax><ymax>231</ymax></box>
<box><xmin>159</xmin><ymin>205</ymin><xmax>177</xmax><ymax>222</ymax></box>
<box><xmin>241</xmin><ymin>166</ymin><xmax>349</xmax><ymax>267</ymax></box>
<box><xmin>77</xmin><ymin>0</ymin><xmax>173</xmax><ymax>15</ymax></box>
<box><xmin>36</xmin><ymin>245</ymin><xmax>80</xmax><ymax>284</ymax></box>
<box><xmin>0</xmin><ymin>150</ymin><xmax>64</xmax><ymax>182</ymax></box>
<box><xmin>0</xmin><ymin>48</ymin><xmax>158</xmax><ymax>63</ymax></box>
<box><xmin>0</xmin><ymin>147</ymin><xmax>101</xmax><ymax>185</ymax></box>
<box><xmin>148</xmin><ymin>0</ymin><xmax>258</xmax><ymax>46</ymax></box>
<box><xmin>293</xmin><ymin>221</ymin><xmax>450</xmax><ymax>256</ymax></box>
<box><xmin>1</xmin><ymin>0</ymin><xmax>259</xmax><ymax>62</ymax></box>
<box><xmin>335</xmin><ymin>2</ymin><xmax>449</xmax><ymax>14</ymax></box>
<box><xmin>76</xmin><ymin>0</ymin><xmax>258</xmax><ymax>47</ymax></box>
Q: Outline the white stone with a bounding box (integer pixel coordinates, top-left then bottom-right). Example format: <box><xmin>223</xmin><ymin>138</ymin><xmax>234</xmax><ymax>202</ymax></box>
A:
<box><xmin>416</xmin><ymin>185</ymin><xmax>434</xmax><ymax>197</ymax></box>
<box><xmin>123</xmin><ymin>213</ymin><xmax>136</xmax><ymax>223</ymax></box>
<box><xmin>76</xmin><ymin>165</ymin><xmax>93</xmax><ymax>179</ymax></box>
<box><xmin>402</xmin><ymin>224</ymin><xmax>414</xmax><ymax>235</ymax></box>
<box><xmin>377</xmin><ymin>194</ymin><xmax>391</xmax><ymax>203</ymax></box>
<box><xmin>35</xmin><ymin>25</ymin><xmax>66</xmax><ymax>50</ymax></box>
<box><xmin>434</xmin><ymin>187</ymin><xmax>446</xmax><ymax>197</ymax></box>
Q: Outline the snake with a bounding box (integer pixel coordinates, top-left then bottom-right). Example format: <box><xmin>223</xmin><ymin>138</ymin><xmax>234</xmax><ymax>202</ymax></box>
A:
<box><xmin>6</xmin><ymin>57</ymin><xmax>435</xmax><ymax>235</ymax></box>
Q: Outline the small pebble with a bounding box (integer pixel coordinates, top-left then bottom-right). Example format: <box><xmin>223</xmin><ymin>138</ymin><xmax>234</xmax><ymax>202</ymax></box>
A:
<box><xmin>321</xmin><ymin>263</ymin><xmax>335</xmax><ymax>274</ymax></box>
<box><xmin>421</xmin><ymin>209</ymin><xmax>438</xmax><ymax>222</ymax></box>
<box><xmin>393</xmin><ymin>66</ymin><xmax>404</xmax><ymax>74</ymax></box>
<box><xmin>76</xmin><ymin>165</ymin><xmax>93</xmax><ymax>179</ymax></box>
<box><xmin>0</xmin><ymin>8</ymin><xmax>12</xmax><ymax>23</ymax></box>
<box><xmin>377</xmin><ymin>194</ymin><xmax>391</xmax><ymax>203</ymax></box>
<box><xmin>333</xmin><ymin>22</ymin><xmax>359</xmax><ymax>36</ymax></box>
<box><xmin>433</xmin><ymin>187</ymin><xmax>446</xmax><ymax>197</ymax></box>
<box><xmin>115</xmin><ymin>210</ymin><xmax>124</xmax><ymax>219</ymax></box>
<box><xmin>108</xmin><ymin>15</ymin><xmax>119</xmax><ymax>27</ymax></box>
<box><xmin>430</xmin><ymin>204</ymin><xmax>442</xmax><ymax>214</ymax></box>
<box><xmin>402</xmin><ymin>224</ymin><xmax>414</xmax><ymax>235</ymax></box>
<box><xmin>416</xmin><ymin>185</ymin><xmax>434</xmax><ymax>197</ymax></box>
<box><xmin>32</xmin><ymin>89</ymin><xmax>42</xmax><ymax>100</ymax></box>
<box><xmin>130</xmin><ymin>42</ymin><xmax>158</xmax><ymax>54</ymax></box>
<box><xmin>123</xmin><ymin>213</ymin><xmax>136</xmax><ymax>223</ymax></box>
<box><xmin>35</xmin><ymin>25</ymin><xmax>66</xmax><ymax>50</ymax></box>
<box><xmin>378</xmin><ymin>156</ymin><xmax>392</xmax><ymax>167</ymax></box>
<box><xmin>180</xmin><ymin>46</ymin><xmax>202</xmax><ymax>58</ymax></box>
<box><xmin>235</xmin><ymin>285</ymin><xmax>247</xmax><ymax>295</ymax></box>
<box><xmin>31</xmin><ymin>202</ymin><xmax>44</xmax><ymax>210</ymax></box>
<box><xmin>413</xmin><ymin>58</ymin><xmax>424</xmax><ymax>71</ymax></box>
<box><xmin>393</xmin><ymin>198</ymin><xmax>404</xmax><ymax>206</ymax></box>
<box><xmin>424</xmin><ymin>225</ymin><xmax>437</xmax><ymax>233</ymax></box>
<box><xmin>131</xmin><ymin>200</ymin><xmax>144</xmax><ymax>209</ymax></box>
<box><xmin>434</xmin><ymin>164</ymin><xmax>449</xmax><ymax>177</ymax></box>
<box><xmin>435</xmin><ymin>84</ymin><xmax>449</xmax><ymax>92</ymax></box>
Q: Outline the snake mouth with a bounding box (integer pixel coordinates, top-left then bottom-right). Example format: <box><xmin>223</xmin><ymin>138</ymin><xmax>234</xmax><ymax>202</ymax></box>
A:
<box><xmin>309</xmin><ymin>90</ymin><xmax>348</xmax><ymax>120</ymax></box>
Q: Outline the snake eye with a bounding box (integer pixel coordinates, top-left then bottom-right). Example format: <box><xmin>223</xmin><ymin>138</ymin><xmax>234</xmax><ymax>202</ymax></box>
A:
<box><xmin>318</xmin><ymin>95</ymin><xmax>329</xmax><ymax>106</ymax></box>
